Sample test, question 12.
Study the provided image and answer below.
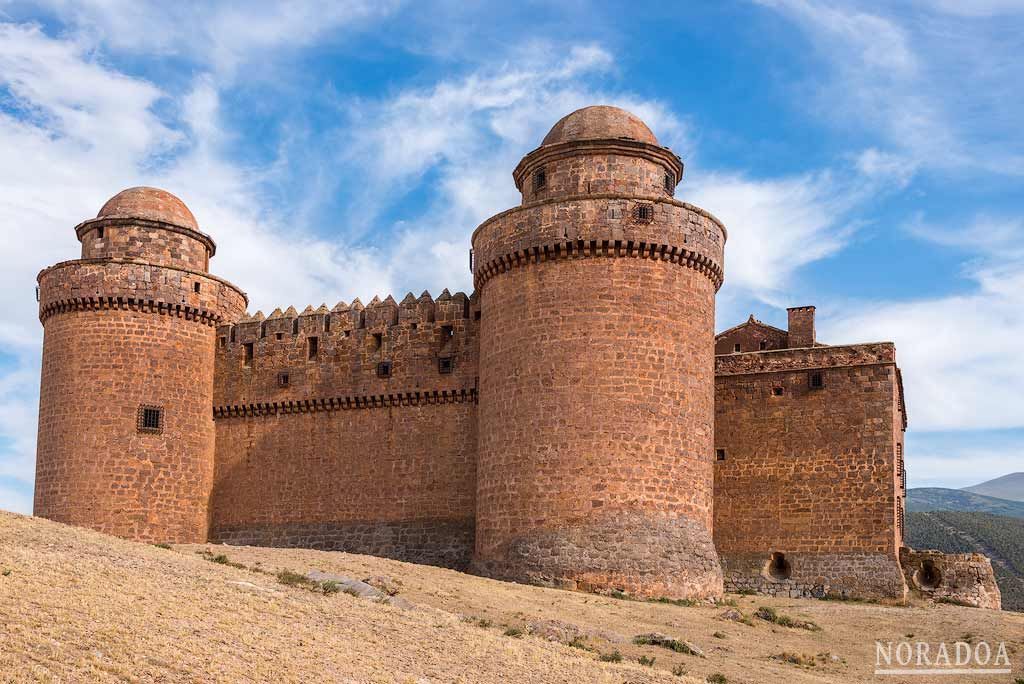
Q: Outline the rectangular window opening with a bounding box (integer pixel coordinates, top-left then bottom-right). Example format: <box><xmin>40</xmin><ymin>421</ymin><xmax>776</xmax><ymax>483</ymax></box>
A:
<box><xmin>759</xmin><ymin>340</ymin><xmax>767</xmax><ymax>350</ymax></box>
<box><xmin>277</xmin><ymin>372</ymin><xmax>290</xmax><ymax>387</ymax></box>
<box><xmin>716</xmin><ymin>448</ymin><xmax>726</xmax><ymax>461</ymax></box>
<box><xmin>194</xmin><ymin>282</ymin><xmax>201</xmax><ymax>294</ymax></box>
<box><xmin>808</xmin><ymin>372</ymin><xmax>825</xmax><ymax>390</ymax></box>
<box><xmin>260</xmin><ymin>323</ymin><xmax>266</xmax><ymax>339</ymax></box>
<box><xmin>324</xmin><ymin>317</ymin><xmax>331</xmax><ymax>333</ymax></box>
<box><xmin>137</xmin><ymin>405</ymin><xmax>163</xmax><ymax>433</ymax></box>
<box><xmin>292</xmin><ymin>319</ymin><xmax>299</xmax><ymax>335</ymax></box>
<box><xmin>733</xmin><ymin>343</ymin><xmax>741</xmax><ymax>353</ymax></box>
<box><xmin>243</xmin><ymin>342</ymin><xmax>254</xmax><ymax>367</ymax></box>
<box><xmin>439</xmin><ymin>356</ymin><xmax>454</xmax><ymax>374</ymax></box>
<box><xmin>218</xmin><ymin>336</ymin><xmax>226</xmax><ymax>348</ymax></box>
<box><xmin>97</xmin><ymin>227</ymin><xmax>105</xmax><ymax>239</ymax></box>
<box><xmin>275</xmin><ymin>332</ymin><xmax>283</xmax><ymax>341</ymax></box>
<box><xmin>771</xmin><ymin>386</ymin><xmax>784</xmax><ymax>397</ymax></box>
<box><xmin>377</xmin><ymin>361</ymin><xmax>392</xmax><ymax>378</ymax></box>
<box><xmin>372</xmin><ymin>332</ymin><xmax>383</xmax><ymax>350</ymax></box>
<box><xmin>307</xmin><ymin>336</ymin><xmax>318</xmax><ymax>359</ymax></box>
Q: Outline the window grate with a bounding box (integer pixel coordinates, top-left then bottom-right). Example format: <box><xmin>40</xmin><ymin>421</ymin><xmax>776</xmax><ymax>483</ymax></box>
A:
<box><xmin>633</xmin><ymin>203</ymin><xmax>654</xmax><ymax>222</ymax></box>
<box><xmin>277</xmin><ymin>372</ymin><xmax>290</xmax><ymax>387</ymax></box>
<box><xmin>808</xmin><ymin>372</ymin><xmax>825</xmax><ymax>389</ymax></box>
<box><xmin>137</xmin><ymin>405</ymin><xmax>163</xmax><ymax>434</ymax></box>
<box><xmin>438</xmin><ymin>356</ymin><xmax>454</xmax><ymax>374</ymax></box>
<box><xmin>664</xmin><ymin>173</ymin><xmax>673</xmax><ymax>194</ymax></box>
<box><xmin>532</xmin><ymin>167</ymin><xmax>546</xmax><ymax>191</ymax></box>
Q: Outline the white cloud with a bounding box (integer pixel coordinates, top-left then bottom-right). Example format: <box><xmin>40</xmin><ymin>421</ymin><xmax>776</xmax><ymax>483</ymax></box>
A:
<box><xmin>922</xmin><ymin>0</ymin><xmax>1024</xmax><ymax>17</ymax></box>
<box><xmin>25</xmin><ymin>0</ymin><xmax>398</xmax><ymax>77</ymax></box>
<box><xmin>823</xmin><ymin>215</ymin><xmax>1024</xmax><ymax>432</ymax></box>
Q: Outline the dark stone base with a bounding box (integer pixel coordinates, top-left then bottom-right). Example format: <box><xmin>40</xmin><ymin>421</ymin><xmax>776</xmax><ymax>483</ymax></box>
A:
<box><xmin>209</xmin><ymin>518</ymin><xmax>475</xmax><ymax>570</ymax></box>
<box><xmin>473</xmin><ymin>511</ymin><xmax>723</xmax><ymax>600</ymax></box>
<box><xmin>720</xmin><ymin>551</ymin><xmax>908</xmax><ymax>600</ymax></box>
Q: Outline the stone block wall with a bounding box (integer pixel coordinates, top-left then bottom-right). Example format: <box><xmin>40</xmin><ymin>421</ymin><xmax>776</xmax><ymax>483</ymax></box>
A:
<box><xmin>209</xmin><ymin>291</ymin><xmax>480</xmax><ymax>568</ymax></box>
<box><xmin>900</xmin><ymin>549</ymin><xmax>1002</xmax><ymax>610</ymax></box>
<box><xmin>713</xmin><ymin>343</ymin><xmax>907</xmax><ymax>599</ymax></box>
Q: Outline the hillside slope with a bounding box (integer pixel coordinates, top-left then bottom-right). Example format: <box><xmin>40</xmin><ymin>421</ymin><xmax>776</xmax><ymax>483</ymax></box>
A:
<box><xmin>906</xmin><ymin>487</ymin><xmax>1024</xmax><ymax>518</ymax></box>
<box><xmin>2</xmin><ymin>512</ymin><xmax>1023</xmax><ymax>683</ymax></box>
<box><xmin>905</xmin><ymin>510</ymin><xmax>1024</xmax><ymax>612</ymax></box>
<box><xmin>964</xmin><ymin>472</ymin><xmax>1024</xmax><ymax>502</ymax></box>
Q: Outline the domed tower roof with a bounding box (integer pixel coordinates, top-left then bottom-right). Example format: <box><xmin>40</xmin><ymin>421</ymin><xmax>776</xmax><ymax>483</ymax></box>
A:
<box><xmin>541</xmin><ymin>105</ymin><xmax>658</xmax><ymax>146</ymax></box>
<box><xmin>97</xmin><ymin>187</ymin><xmax>198</xmax><ymax>230</ymax></box>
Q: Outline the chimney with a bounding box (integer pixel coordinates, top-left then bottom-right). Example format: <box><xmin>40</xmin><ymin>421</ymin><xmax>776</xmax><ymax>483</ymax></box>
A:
<box><xmin>787</xmin><ymin>306</ymin><xmax>816</xmax><ymax>348</ymax></box>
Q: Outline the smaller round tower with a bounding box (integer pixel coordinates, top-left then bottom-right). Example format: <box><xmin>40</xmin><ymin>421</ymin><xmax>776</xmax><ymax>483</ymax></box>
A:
<box><xmin>34</xmin><ymin>188</ymin><xmax>246</xmax><ymax>543</ymax></box>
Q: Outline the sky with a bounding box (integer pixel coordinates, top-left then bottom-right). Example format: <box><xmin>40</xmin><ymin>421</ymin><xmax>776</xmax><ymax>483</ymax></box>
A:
<box><xmin>0</xmin><ymin>0</ymin><xmax>1022</xmax><ymax>514</ymax></box>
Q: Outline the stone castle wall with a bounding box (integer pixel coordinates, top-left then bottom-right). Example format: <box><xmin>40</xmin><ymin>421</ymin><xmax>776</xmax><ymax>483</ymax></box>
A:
<box><xmin>900</xmin><ymin>549</ymin><xmax>1001</xmax><ymax>610</ymax></box>
<box><xmin>713</xmin><ymin>343</ymin><xmax>907</xmax><ymax>599</ymax></box>
<box><xmin>208</xmin><ymin>292</ymin><xmax>480</xmax><ymax>567</ymax></box>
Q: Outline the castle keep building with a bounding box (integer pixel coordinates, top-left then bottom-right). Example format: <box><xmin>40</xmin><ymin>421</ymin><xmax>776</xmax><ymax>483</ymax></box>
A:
<box><xmin>34</xmin><ymin>106</ymin><xmax>1000</xmax><ymax>608</ymax></box>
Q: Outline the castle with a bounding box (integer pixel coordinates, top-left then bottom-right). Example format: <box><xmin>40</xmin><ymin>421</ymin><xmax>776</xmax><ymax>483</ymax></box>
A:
<box><xmin>33</xmin><ymin>106</ymin><xmax>1000</xmax><ymax>608</ymax></box>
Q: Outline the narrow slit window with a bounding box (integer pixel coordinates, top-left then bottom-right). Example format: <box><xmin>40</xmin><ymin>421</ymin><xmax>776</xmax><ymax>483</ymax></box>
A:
<box><xmin>292</xmin><ymin>319</ymin><xmax>299</xmax><ymax>335</ymax></box>
<box><xmin>218</xmin><ymin>336</ymin><xmax>226</xmax><ymax>348</ymax></box>
<box><xmin>324</xmin><ymin>317</ymin><xmax>331</xmax><ymax>333</ymax></box>
<box><xmin>243</xmin><ymin>343</ymin><xmax>254</xmax><ymax>367</ymax></box>
<box><xmin>441</xmin><ymin>325</ymin><xmax>454</xmax><ymax>347</ymax></box>
<box><xmin>137</xmin><ymin>405</ymin><xmax>163</xmax><ymax>433</ymax></box>
<box><xmin>260</xmin><ymin>323</ymin><xmax>266</xmax><ymax>339</ymax></box>
<box><xmin>307</xmin><ymin>337</ymin><xmax>318</xmax><ymax>359</ymax></box>
<box><xmin>230</xmin><ymin>327</ymin><xmax>236</xmax><ymax>343</ymax></box>
<box><xmin>664</xmin><ymin>173</ymin><xmax>673</xmax><ymax>194</ymax></box>
<box><xmin>97</xmin><ymin>227</ymin><xmax>105</xmax><ymax>239</ymax></box>
<box><xmin>372</xmin><ymin>332</ymin><xmax>383</xmax><ymax>350</ymax></box>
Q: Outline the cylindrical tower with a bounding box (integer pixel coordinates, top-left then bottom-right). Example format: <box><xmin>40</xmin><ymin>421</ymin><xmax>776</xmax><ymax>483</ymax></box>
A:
<box><xmin>34</xmin><ymin>187</ymin><xmax>247</xmax><ymax>543</ymax></box>
<box><xmin>471</xmin><ymin>106</ymin><xmax>727</xmax><ymax>599</ymax></box>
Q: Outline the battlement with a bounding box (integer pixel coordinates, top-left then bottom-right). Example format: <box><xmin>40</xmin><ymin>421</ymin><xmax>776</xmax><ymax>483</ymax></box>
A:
<box><xmin>714</xmin><ymin>342</ymin><xmax>896</xmax><ymax>376</ymax></box>
<box><xmin>213</xmin><ymin>289</ymin><xmax>480</xmax><ymax>409</ymax></box>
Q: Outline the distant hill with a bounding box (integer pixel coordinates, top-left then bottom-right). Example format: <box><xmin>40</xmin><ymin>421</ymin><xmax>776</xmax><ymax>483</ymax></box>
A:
<box><xmin>963</xmin><ymin>472</ymin><xmax>1024</xmax><ymax>502</ymax></box>
<box><xmin>906</xmin><ymin>487</ymin><xmax>1024</xmax><ymax>518</ymax></box>
<box><xmin>905</xmin><ymin>510</ymin><xmax>1024</xmax><ymax>612</ymax></box>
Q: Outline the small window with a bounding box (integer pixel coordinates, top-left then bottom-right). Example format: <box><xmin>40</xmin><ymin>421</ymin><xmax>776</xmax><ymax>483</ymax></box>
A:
<box><xmin>377</xmin><ymin>361</ymin><xmax>392</xmax><ymax>378</ymax></box>
<box><xmin>292</xmin><ymin>319</ymin><xmax>299</xmax><ymax>335</ymax></box>
<box><xmin>372</xmin><ymin>332</ymin><xmax>383</xmax><ymax>350</ymax></box>
<box><xmin>219</xmin><ymin>336</ymin><xmax>226</xmax><ymax>348</ymax></box>
<box><xmin>277</xmin><ymin>372</ymin><xmax>290</xmax><ymax>387</ymax></box>
<box><xmin>324</xmin><ymin>317</ymin><xmax>331</xmax><ymax>333</ymax></box>
<box><xmin>194</xmin><ymin>282</ymin><xmax>201</xmax><ymax>294</ymax></box>
<box><xmin>664</xmin><ymin>173</ymin><xmax>673</xmax><ymax>193</ymax></box>
<box><xmin>276</xmin><ymin>332</ymin><xmax>283</xmax><ymax>341</ymax></box>
<box><xmin>633</xmin><ymin>203</ymin><xmax>654</xmax><ymax>222</ymax></box>
<box><xmin>441</xmin><ymin>325</ymin><xmax>454</xmax><ymax>346</ymax></box>
<box><xmin>344</xmin><ymin>330</ymin><xmax>351</xmax><ymax>338</ymax></box>
<box><xmin>230</xmin><ymin>327</ymin><xmax>236</xmax><ymax>343</ymax></box>
<box><xmin>439</xmin><ymin>356</ymin><xmax>454</xmax><ymax>374</ymax></box>
<box><xmin>532</xmin><ymin>167</ymin><xmax>546</xmax><ymax>191</ymax></box>
<box><xmin>474</xmin><ymin>310</ymin><xmax>481</xmax><ymax>321</ymax></box>
<box><xmin>733</xmin><ymin>343</ymin><xmax>741</xmax><ymax>353</ymax></box>
<box><xmin>260</xmin><ymin>323</ymin><xmax>266</xmax><ymax>339</ymax></box>
<box><xmin>808</xmin><ymin>372</ymin><xmax>824</xmax><ymax>390</ymax></box>
<box><xmin>97</xmin><ymin>227</ymin><xmax>105</xmax><ymax>239</ymax></box>
<box><xmin>307</xmin><ymin>337</ymin><xmax>318</xmax><ymax>359</ymax></box>
<box><xmin>759</xmin><ymin>340</ymin><xmax>767</xmax><ymax>351</ymax></box>
<box><xmin>243</xmin><ymin>343</ymin><xmax>254</xmax><ymax>367</ymax></box>
<box><xmin>137</xmin><ymin>405</ymin><xmax>163</xmax><ymax>434</ymax></box>
<box><xmin>771</xmin><ymin>386</ymin><xmax>784</xmax><ymax>397</ymax></box>
<box><xmin>716</xmin><ymin>448</ymin><xmax>726</xmax><ymax>461</ymax></box>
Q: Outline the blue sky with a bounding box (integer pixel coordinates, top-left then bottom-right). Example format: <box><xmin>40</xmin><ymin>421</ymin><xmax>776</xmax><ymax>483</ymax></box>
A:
<box><xmin>0</xmin><ymin>0</ymin><xmax>1022</xmax><ymax>514</ymax></box>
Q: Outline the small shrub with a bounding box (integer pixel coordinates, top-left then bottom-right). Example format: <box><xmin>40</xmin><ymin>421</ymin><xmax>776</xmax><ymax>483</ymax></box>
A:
<box><xmin>320</xmin><ymin>580</ymin><xmax>341</xmax><ymax>595</ymax></box>
<box><xmin>771</xmin><ymin>652</ymin><xmax>817</xmax><ymax>667</ymax></box>
<box><xmin>1014</xmin><ymin>678</ymin><xmax>1024</xmax><ymax>684</ymax></box>
<box><xmin>567</xmin><ymin>636</ymin><xmax>592</xmax><ymax>651</ymax></box>
<box><xmin>713</xmin><ymin>631</ymin><xmax>727</xmax><ymax>639</ymax></box>
<box><xmin>276</xmin><ymin>569</ymin><xmax>314</xmax><ymax>587</ymax></box>
<box><xmin>504</xmin><ymin>627</ymin><xmax>523</xmax><ymax>638</ymax></box>
<box><xmin>638</xmin><ymin>655</ymin><xmax>656</xmax><ymax>666</ymax></box>
<box><xmin>706</xmin><ymin>674</ymin><xmax>727</xmax><ymax>684</ymax></box>
<box><xmin>609</xmin><ymin>589</ymin><xmax>630</xmax><ymax>601</ymax></box>
<box><xmin>342</xmin><ymin>586</ymin><xmax>361</xmax><ymax>597</ymax></box>
<box><xmin>152</xmin><ymin>542</ymin><xmax>172</xmax><ymax>550</ymax></box>
<box><xmin>755</xmin><ymin>606</ymin><xmax>820</xmax><ymax>631</ymax></box>
<box><xmin>714</xmin><ymin>597</ymin><xmax>738</xmax><ymax>607</ymax></box>
<box><xmin>1</xmin><ymin>569</ymin><xmax>11</xmax><ymax>577</ymax></box>
<box><xmin>477</xmin><ymin>618</ymin><xmax>493</xmax><ymax>628</ymax></box>
<box><xmin>672</xmin><ymin>664</ymin><xmax>687</xmax><ymax>677</ymax></box>
<box><xmin>735</xmin><ymin>588</ymin><xmax>756</xmax><ymax>596</ymax></box>
<box><xmin>633</xmin><ymin>634</ymin><xmax>702</xmax><ymax>656</ymax></box>
<box><xmin>653</xmin><ymin>596</ymin><xmax>697</xmax><ymax>607</ymax></box>
<box><xmin>599</xmin><ymin>650</ymin><xmax>623</xmax><ymax>663</ymax></box>
<box><xmin>211</xmin><ymin>554</ymin><xmax>230</xmax><ymax>564</ymax></box>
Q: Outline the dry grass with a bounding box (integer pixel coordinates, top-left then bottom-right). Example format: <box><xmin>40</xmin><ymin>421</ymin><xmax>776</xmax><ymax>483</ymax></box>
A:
<box><xmin>2</xmin><ymin>511</ymin><xmax>1023</xmax><ymax>683</ymax></box>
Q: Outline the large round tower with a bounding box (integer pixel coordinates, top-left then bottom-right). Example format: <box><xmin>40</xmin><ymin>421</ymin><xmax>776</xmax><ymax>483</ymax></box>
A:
<box><xmin>471</xmin><ymin>106</ymin><xmax>727</xmax><ymax>598</ymax></box>
<box><xmin>34</xmin><ymin>188</ymin><xmax>246</xmax><ymax>543</ymax></box>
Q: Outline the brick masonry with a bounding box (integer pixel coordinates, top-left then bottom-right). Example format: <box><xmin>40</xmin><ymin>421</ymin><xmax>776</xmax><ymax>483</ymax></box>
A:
<box><xmin>35</xmin><ymin>107</ymin><xmax>989</xmax><ymax>607</ymax></box>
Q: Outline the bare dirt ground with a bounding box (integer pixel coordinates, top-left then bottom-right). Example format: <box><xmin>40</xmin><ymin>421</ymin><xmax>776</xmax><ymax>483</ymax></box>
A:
<box><xmin>1</xmin><ymin>512</ymin><xmax>1021</xmax><ymax>683</ymax></box>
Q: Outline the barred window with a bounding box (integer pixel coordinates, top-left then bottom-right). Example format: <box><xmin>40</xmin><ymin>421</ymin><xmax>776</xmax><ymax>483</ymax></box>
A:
<box><xmin>664</xmin><ymin>173</ymin><xmax>673</xmax><ymax>194</ymax></box>
<box><xmin>533</xmin><ymin>167</ymin><xmax>546</xmax><ymax>191</ymax></box>
<box><xmin>137</xmin><ymin>405</ymin><xmax>163</xmax><ymax>434</ymax></box>
<box><xmin>277</xmin><ymin>372</ymin><xmax>290</xmax><ymax>387</ymax></box>
<box><xmin>633</xmin><ymin>203</ymin><xmax>654</xmax><ymax>222</ymax></box>
<box><xmin>808</xmin><ymin>372</ymin><xmax>825</xmax><ymax>389</ymax></box>
<box><xmin>439</xmin><ymin>356</ymin><xmax>454</xmax><ymax>374</ymax></box>
<box><xmin>377</xmin><ymin>361</ymin><xmax>392</xmax><ymax>378</ymax></box>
